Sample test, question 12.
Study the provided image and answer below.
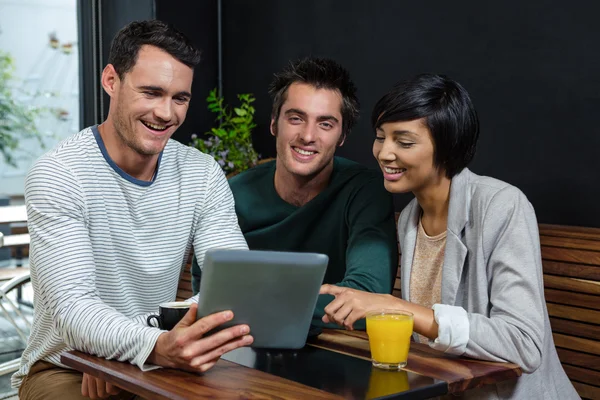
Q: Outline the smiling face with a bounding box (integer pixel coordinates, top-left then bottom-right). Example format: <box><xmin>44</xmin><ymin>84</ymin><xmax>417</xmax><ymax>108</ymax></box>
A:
<box><xmin>372</xmin><ymin>118</ymin><xmax>446</xmax><ymax>194</ymax></box>
<box><xmin>271</xmin><ymin>82</ymin><xmax>344</xmax><ymax>179</ymax></box>
<box><xmin>103</xmin><ymin>45</ymin><xmax>193</xmax><ymax>157</ymax></box>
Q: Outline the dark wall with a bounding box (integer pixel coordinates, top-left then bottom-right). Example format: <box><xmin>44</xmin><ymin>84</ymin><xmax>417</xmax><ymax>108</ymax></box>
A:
<box><xmin>218</xmin><ymin>0</ymin><xmax>600</xmax><ymax>227</ymax></box>
<box><xmin>156</xmin><ymin>0</ymin><xmax>219</xmax><ymax>144</ymax></box>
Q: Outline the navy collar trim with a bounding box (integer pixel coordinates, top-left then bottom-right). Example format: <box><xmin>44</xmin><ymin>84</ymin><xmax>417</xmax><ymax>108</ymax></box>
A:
<box><xmin>92</xmin><ymin>125</ymin><xmax>163</xmax><ymax>187</ymax></box>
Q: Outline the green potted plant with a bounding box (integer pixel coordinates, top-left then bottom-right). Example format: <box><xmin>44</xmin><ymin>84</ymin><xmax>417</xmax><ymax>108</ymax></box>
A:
<box><xmin>190</xmin><ymin>88</ymin><xmax>260</xmax><ymax>176</ymax></box>
<box><xmin>0</xmin><ymin>50</ymin><xmax>42</xmax><ymax>167</ymax></box>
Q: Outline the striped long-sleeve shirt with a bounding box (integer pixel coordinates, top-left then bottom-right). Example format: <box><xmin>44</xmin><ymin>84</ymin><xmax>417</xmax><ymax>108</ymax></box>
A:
<box><xmin>12</xmin><ymin>126</ymin><xmax>247</xmax><ymax>388</ymax></box>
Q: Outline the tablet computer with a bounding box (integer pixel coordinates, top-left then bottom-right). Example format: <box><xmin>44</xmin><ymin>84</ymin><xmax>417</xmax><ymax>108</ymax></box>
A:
<box><xmin>196</xmin><ymin>249</ymin><xmax>328</xmax><ymax>349</ymax></box>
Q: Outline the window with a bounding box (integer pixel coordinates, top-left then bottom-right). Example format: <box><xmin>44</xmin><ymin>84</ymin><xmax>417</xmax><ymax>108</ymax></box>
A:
<box><xmin>0</xmin><ymin>0</ymin><xmax>79</xmax><ymax>199</ymax></box>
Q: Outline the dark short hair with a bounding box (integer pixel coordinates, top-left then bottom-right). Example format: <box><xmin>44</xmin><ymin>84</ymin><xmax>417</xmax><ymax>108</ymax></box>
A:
<box><xmin>108</xmin><ymin>20</ymin><xmax>201</xmax><ymax>79</ymax></box>
<box><xmin>372</xmin><ymin>74</ymin><xmax>479</xmax><ymax>178</ymax></box>
<box><xmin>268</xmin><ymin>57</ymin><xmax>360</xmax><ymax>138</ymax></box>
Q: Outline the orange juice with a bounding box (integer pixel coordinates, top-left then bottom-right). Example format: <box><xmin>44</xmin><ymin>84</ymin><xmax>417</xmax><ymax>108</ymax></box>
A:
<box><xmin>366</xmin><ymin>311</ymin><xmax>413</xmax><ymax>369</ymax></box>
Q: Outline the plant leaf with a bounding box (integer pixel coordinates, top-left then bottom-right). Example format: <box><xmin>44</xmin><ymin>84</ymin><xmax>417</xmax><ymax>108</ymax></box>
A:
<box><xmin>234</xmin><ymin>108</ymin><xmax>247</xmax><ymax>116</ymax></box>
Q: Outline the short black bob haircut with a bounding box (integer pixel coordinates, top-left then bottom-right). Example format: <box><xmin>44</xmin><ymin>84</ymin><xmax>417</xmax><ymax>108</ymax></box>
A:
<box><xmin>108</xmin><ymin>20</ymin><xmax>201</xmax><ymax>79</ymax></box>
<box><xmin>371</xmin><ymin>73</ymin><xmax>479</xmax><ymax>178</ymax></box>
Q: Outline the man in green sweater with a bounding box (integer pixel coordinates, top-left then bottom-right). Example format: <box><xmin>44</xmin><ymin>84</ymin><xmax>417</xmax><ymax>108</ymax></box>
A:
<box><xmin>192</xmin><ymin>57</ymin><xmax>398</xmax><ymax>328</ymax></box>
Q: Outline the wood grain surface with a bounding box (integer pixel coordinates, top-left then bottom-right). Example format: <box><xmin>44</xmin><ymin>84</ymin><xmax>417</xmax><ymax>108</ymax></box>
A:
<box><xmin>308</xmin><ymin>329</ymin><xmax>521</xmax><ymax>394</ymax></box>
<box><xmin>62</xmin><ymin>351</ymin><xmax>342</xmax><ymax>400</ymax></box>
<box><xmin>61</xmin><ymin>328</ymin><xmax>522</xmax><ymax>399</ymax></box>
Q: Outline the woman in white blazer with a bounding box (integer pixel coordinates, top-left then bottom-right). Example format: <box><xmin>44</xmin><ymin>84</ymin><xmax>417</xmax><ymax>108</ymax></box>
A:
<box><xmin>320</xmin><ymin>74</ymin><xmax>578</xmax><ymax>399</ymax></box>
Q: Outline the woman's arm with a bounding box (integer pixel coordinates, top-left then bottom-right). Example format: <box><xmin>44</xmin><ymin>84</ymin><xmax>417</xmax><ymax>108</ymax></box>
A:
<box><xmin>319</xmin><ymin>285</ymin><xmax>439</xmax><ymax>338</ymax></box>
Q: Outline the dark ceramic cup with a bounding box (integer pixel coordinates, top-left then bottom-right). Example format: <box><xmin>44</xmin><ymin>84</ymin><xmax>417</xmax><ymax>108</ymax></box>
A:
<box><xmin>147</xmin><ymin>301</ymin><xmax>192</xmax><ymax>330</ymax></box>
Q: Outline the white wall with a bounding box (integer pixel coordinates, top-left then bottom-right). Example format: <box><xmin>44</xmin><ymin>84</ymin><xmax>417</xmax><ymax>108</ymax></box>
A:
<box><xmin>0</xmin><ymin>0</ymin><xmax>79</xmax><ymax>197</ymax></box>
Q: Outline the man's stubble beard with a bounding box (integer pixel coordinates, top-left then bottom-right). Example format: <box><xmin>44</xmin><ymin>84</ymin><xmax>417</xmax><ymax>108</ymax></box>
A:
<box><xmin>113</xmin><ymin>108</ymin><xmax>159</xmax><ymax>157</ymax></box>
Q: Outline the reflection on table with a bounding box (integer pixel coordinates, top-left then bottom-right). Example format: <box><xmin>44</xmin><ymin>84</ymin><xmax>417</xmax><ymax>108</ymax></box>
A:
<box><xmin>222</xmin><ymin>345</ymin><xmax>445</xmax><ymax>399</ymax></box>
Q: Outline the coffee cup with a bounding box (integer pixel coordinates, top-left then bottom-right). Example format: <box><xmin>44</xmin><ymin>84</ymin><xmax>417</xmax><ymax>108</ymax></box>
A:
<box><xmin>147</xmin><ymin>301</ymin><xmax>192</xmax><ymax>330</ymax></box>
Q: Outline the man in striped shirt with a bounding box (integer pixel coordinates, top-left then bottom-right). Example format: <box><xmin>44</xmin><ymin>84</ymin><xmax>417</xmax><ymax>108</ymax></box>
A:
<box><xmin>14</xmin><ymin>20</ymin><xmax>252</xmax><ymax>399</ymax></box>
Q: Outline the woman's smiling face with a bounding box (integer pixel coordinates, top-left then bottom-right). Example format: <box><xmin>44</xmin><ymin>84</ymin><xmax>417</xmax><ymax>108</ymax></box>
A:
<box><xmin>372</xmin><ymin>118</ymin><xmax>445</xmax><ymax>194</ymax></box>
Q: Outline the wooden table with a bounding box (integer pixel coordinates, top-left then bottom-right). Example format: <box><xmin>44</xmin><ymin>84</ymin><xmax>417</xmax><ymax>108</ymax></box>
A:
<box><xmin>61</xmin><ymin>329</ymin><xmax>521</xmax><ymax>399</ymax></box>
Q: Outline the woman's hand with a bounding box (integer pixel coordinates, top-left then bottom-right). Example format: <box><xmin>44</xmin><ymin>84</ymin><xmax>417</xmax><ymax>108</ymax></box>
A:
<box><xmin>320</xmin><ymin>285</ymin><xmax>439</xmax><ymax>339</ymax></box>
<box><xmin>320</xmin><ymin>284</ymin><xmax>401</xmax><ymax>330</ymax></box>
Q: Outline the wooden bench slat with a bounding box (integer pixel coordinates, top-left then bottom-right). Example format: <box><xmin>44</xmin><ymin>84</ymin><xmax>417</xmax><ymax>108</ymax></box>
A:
<box><xmin>545</xmin><ymin>289</ymin><xmax>600</xmax><ymax>311</ymax></box>
<box><xmin>547</xmin><ymin>303</ymin><xmax>600</xmax><ymax>325</ymax></box>
<box><xmin>539</xmin><ymin>224</ymin><xmax>600</xmax><ymax>241</ymax></box>
<box><xmin>392</xmin><ymin>289</ymin><xmax>402</xmax><ymax>299</ymax></box>
<box><xmin>541</xmin><ymin>246</ymin><xmax>600</xmax><ymax>266</ymax></box>
<box><xmin>541</xmin><ymin>220</ymin><xmax>600</xmax><ymax>397</ymax></box>
<box><xmin>544</xmin><ymin>274</ymin><xmax>600</xmax><ymax>295</ymax></box>
<box><xmin>176</xmin><ymin>288</ymin><xmax>193</xmax><ymax>299</ymax></box>
<box><xmin>573</xmin><ymin>381</ymin><xmax>600</xmax><ymax>400</ymax></box>
<box><xmin>541</xmin><ymin>235</ymin><xmax>600</xmax><ymax>252</ymax></box>
<box><xmin>556</xmin><ymin>348</ymin><xmax>600</xmax><ymax>372</ymax></box>
<box><xmin>543</xmin><ymin>260</ymin><xmax>600</xmax><ymax>281</ymax></box>
<box><xmin>571</xmin><ymin>380</ymin><xmax>600</xmax><ymax>400</ymax></box>
<box><xmin>562</xmin><ymin>364</ymin><xmax>600</xmax><ymax>389</ymax></box>
<box><xmin>553</xmin><ymin>333</ymin><xmax>600</xmax><ymax>356</ymax></box>
<box><xmin>549</xmin><ymin>317</ymin><xmax>600</xmax><ymax>342</ymax></box>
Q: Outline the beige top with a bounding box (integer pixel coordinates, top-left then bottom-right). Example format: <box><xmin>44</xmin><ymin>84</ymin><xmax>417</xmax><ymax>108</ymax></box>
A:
<box><xmin>409</xmin><ymin>217</ymin><xmax>446</xmax><ymax>343</ymax></box>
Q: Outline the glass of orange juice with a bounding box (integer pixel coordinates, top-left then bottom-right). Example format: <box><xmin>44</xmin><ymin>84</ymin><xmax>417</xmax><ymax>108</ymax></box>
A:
<box><xmin>366</xmin><ymin>310</ymin><xmax>414</xmax><ymax>369</ymax></box>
